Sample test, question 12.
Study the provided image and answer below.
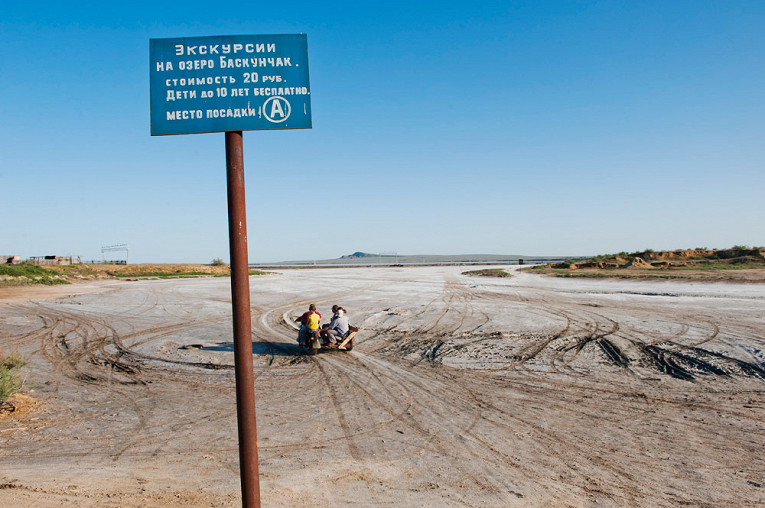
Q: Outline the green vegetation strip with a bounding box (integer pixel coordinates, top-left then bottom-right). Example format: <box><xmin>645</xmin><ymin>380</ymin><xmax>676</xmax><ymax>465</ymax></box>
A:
<box><xmin>0</xmin><ymin>264</ymin><xmax>273</xmax><ymax>286</ymax></box>
<box><xmin>462</xmin><ymin>268</ymin><xmax>512</xmax><ymax>277</ymax></box>
<box><xmin>0</xmin><ymin>264</ymin><xmax>69</xmax><ymax>285</ymax></box>
<box><xmin>107</xmin><ymin>270</ymin><xmax>268</xmax><ymax>278</ymax></box>
<box><xmin>111</xmin><ymin>271</ymin><xmax>215</xmax><ymax>278</ymax></box>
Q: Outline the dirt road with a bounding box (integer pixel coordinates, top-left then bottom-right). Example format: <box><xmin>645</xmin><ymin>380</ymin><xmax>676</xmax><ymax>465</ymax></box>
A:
<box><xmin>1</xmin><ymin>266</ymin><xmax>763</xmax><ymax>506</ymax></box>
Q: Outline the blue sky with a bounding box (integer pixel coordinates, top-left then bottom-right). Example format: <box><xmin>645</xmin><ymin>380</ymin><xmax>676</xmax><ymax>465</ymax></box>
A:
<box><xmin>2</xmin><ymin>1</ymin><xmax>763</xmax><ymax>263</ymax></box>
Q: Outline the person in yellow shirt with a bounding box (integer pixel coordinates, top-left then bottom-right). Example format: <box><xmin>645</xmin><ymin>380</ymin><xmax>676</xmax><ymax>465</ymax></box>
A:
<box><xmin>306</xmin><ymin>305</ymin><xmax>321</xmax><ymax>331</ymax></box>
<box><xmin>295</xmin><ymin>303</ymin><xmax>322</xmax><ymax>347</ymax></box>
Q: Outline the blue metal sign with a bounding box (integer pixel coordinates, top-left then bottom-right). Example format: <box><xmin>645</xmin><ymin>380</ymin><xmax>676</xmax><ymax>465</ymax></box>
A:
<box><xmin>150</xmin><ymin>34</ymin><xmax>311</xmax><ymax>135</ymax></box>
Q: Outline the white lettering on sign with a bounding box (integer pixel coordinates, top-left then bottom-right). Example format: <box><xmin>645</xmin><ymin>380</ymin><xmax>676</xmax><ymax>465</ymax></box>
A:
<box><xmin>175</xmin><ymin>43</ymin><xmax>275</xmax><ymax>56</ymax></box>
<box><xmin>165</xmin><ymin>90</ymin><xmax>198</xmax><ymax>101</ymax></box>
<box><xmin>178</xmin><ymin>59</ymin><xmax>215</xmax><ymax>70</ymax></box>
<box><xmin>164</xmin><ymin>75</ymin><xmax>234</xmax><ymax>87</ymax></box>
<box><xmin>253</xmin><ymin>87</ymin><xmax>309</xmax><ymax>96</ymax></box>
<box><xmin>156</xmin><ymin>62</ymin><xmax>174</xmax><ymax>71</ymax></box>
<box><xmin>247</xmin><ymin>57</ymin><xmax>291</xmax><ymax>68</ymax></box>
<box><xmin>243</xmin><ymin>72</ymin><xmax>259</xmax><ymax>83</ymax></box>
<box><xmin>205</xmin><ymin>107</ymin><xmax>259</xmax><ymax>119</ymax></box>
<box><xmin>220</xmin><ymin>57</ymin><xmax>256</xmax><ymax>69</ymax></box>
<box><xmin>166</xmin><ymin>110</ymin><xmax>203</xmax><ymax>120</ymax></box>
<box><xmin>262</xmin><ymin>96</ymin><xmax>291</xmax><ymax>123</ymax></box>
<box><xmin>215</xmin><ymin>56</ymin><xmax>290</xmax><ymax>69</ymax></box>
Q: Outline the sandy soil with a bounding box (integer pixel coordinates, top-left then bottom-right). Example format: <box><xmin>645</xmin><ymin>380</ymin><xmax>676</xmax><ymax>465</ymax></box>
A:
<box><xmin>0</xmin><ymin>280</ymin><xmax>130</xmax><ymax>303</ymax></box>
<box><xmin>0</xmin><ymin>266</ymin><xmax>763</xmax><ymax>506</ymax></box>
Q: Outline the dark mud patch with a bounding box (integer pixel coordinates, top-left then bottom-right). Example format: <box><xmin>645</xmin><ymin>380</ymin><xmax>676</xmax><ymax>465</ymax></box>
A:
<box><xmin>598</xmin><ymin>338</ymin><xmax>630</xmax><ymax>367</ymax></box>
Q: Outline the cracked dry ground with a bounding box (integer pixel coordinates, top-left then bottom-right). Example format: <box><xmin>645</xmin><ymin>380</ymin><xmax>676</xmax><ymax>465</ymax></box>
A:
<box><xmin>1</xmin><ymin>266</ymin><xmax>764</xmax><ymax>506</ymax></box>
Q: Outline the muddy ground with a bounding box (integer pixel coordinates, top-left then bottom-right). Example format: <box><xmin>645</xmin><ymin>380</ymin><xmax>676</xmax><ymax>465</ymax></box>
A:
<box><xmin>0</xmin><ymin>266</ymin><xmax>763</xmax><ymax>506</ymax></box>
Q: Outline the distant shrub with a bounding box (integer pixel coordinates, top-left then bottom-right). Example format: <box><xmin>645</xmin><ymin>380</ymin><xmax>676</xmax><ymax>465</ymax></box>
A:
<box><xmin>210</xmin><ymin>258</ymin><xmax>226</xmax><ymax>266</ymax></box>
<box><xmin>0</xmin><ymin>351</ymin><xmax>28</xmax><ymax>403</ymax></box>
<box><xmin>1</xmin><ymin>352</ymin><xmax>26</xmax><ymax>370</ymax></box>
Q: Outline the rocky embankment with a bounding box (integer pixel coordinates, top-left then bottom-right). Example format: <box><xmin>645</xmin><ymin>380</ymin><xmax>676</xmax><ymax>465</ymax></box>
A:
<box><xmin>547</xmin><ymin>248</ymin><xmax>765</xmax><ymax>270</ymax></box>
<box><xmin>532</xmin><ymin>248</ymin><xmax>765</xmax><ymax>282</ymax></box>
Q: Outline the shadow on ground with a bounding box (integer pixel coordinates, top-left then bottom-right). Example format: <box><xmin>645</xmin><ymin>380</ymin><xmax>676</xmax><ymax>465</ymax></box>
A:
<box><xmin>180</xmin><ymin>341</ymin><xmax>301</xmax><ymax>357</ymax></box>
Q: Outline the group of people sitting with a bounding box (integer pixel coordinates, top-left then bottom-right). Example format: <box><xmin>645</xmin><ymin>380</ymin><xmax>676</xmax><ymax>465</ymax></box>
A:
<box><xmin>295</xmin><ymin>304</ymin><xmax>352</xmax><ymax>349</ymax></box>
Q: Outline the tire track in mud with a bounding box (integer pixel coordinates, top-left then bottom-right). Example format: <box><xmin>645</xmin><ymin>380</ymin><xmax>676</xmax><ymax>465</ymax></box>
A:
<box><xmin>407</xmin><ymin>286</ymin><xmax>617</xmax><ymax>374</ymax></box>
<box><xmin>451</xmin><ymin>384</ymin><xmax>641</xmax><ymax>503</ymax></box>
<box><xmin>454</xmin><ymin>289</ymin><xmax>580</xmax><ymax>371</ymax></box>
<box><xmin>649</xmin><ymin>320</ymin><xmax>719</xmax><ymax>349</ymax></box>
<box><xmin>255</xmin><ymin>301</ymin><xmax>447</xmax><ymax>455</ymax></box>
<box><xmin>597</xmin><ymin>337</ymin><xmax>631</xmax><ymax>368</ymax></box>
<box><xmin>435</xmin><ymin>343</ymin><xmax>761</xmax><ymax>503</ymax></box>
<box><xmin>252</xmin><ymin>308</ymin><xmax>423</xmax><ymax>458</ymax></box>
<box><xmin>638</xmin><ymin>343</ymin><xmax>695</xmax><ymax>381</ymax></box>
<box><xmin>433</xmin><ymin>285</ymin><xmax>764</xmax><ymax>383</ymax></box>
<box><xmin>255</xmin><ymin>299</ymin><xmax>509</xmax><ymax>489</ymax></box>
<box><xmin>686</xmin><ymin>346</ymin><xmax>765</xmax><ymax>379</ymax></box>
<box><xmin>353</xmin><ymin>352</ymin><xmax>642</xmax><ymax>503</ymax></box>
<box><xmin>360</xmin><ymin>275</ymin><xmax>482</xmax><ymax>336</ymax></box>
<box><xmin>647</xmin><ymin>322</ymin><xmax>691</xmax><ymax>346</ymax></box>
<box><xmin>449</xmin><ymin>366</ymin><xmax>756</xmax><ymax>504</ymax></box>
<box><xmin>0</xmin><ymin>304</ymin><xmax>49</xmax><ymax>351</ymax></box>
<box><xmin>372</xmin><ymin>274</ymin><xmax>765</xmax><ymax>385</ymax></box>
<box><xmin>684</xmin><ymin>321</ymin><xmax>720</xmax><ymax>348</ymax></box>
<box><xmin>510</xmin><ymin>309</ymin><xmax>573</xmax><ymax>369</ymax></box>
<box><xmin>10</xmin><ymin>304</ymin><xmax>159</xmax><ymax>460</ymax></box>
<box><xmin>603</xmin><ymin>300</ymin><xmax>764</xmax><ymax>381</ymax></box>
<box><xmin>24</xmin><ymin>300</ymin><xmax>226</xmax><ymax>379</ymax></box>
<box><xmin>511</xmin><ymin>299</ymin><xmax>762</xmax><ymax>382</ymax></box>
<box><xmin>312</xmin><ymin>360</ymin><xmax>363</xmax><ymax>460</ymax></box>
<box><xmin>6</xmin><ymin>282</ymin><xmax>473</xmax><ymax>469</ymax></box>
<box><xmin>10</xmin><ymin>296</ymin><xmax>256</xmax><ymax>463</ymax></box>
<box><xmin>613</xmin><ymin>318</ymin><xmax>764</xmax><ymax>382</ymax></box>
<box><xmin>413</xmin><ymin>278</ymin><xmax>473</xmax><ymax>335</ymax></box>
<box><xmin>340</xmin><ymin>353</ymin><xmax>536</xmax><ymax>503</ymax></box>
<box><xmin>251</xmin><ymin>274</ymin><xmax>580</xmax><ymax>483</ymax></box>
<box><xmin>314</xmin><ymin>352</ymin><xmax>456</xmax><ymax>458</ymax></box>
<box><xmin>453</xmin><ymin>304</ymin><xmax>607</xmax><ymax>374</ymax></box>
<box><xmin>560</xmin><ymin>310</ymin><xmax>620</xmax><ymax>360</ymax></box>
<box><xmin>363</xmin><ymin>293</ymin><xmax>444</xmax><ymax>338</ymax></box>
<box><xmin>371</xmin><ymin>278</ymin><xmax>494</xmax><ymax>366</ymax></box>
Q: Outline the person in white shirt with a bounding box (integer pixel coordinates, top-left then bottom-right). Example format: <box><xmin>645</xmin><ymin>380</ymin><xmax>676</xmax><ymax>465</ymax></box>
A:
<box><xmin>325</xmin><ymin>308</ymin><xmax>350</xmax><ymax>345</ymax></box>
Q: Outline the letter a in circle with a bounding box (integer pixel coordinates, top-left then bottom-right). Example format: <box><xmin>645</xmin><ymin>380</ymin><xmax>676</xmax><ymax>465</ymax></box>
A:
<box><xmin>263</xmin><ymin>96</ymin><xmax>291</xmax><ymax>123</ymax></box>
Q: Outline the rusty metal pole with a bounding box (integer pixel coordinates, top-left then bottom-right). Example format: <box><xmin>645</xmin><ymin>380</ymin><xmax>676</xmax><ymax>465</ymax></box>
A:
<box><xmin>225</xmin><ymin>130</ymin><xmax>261</xmax><ymax>508</ymax></box>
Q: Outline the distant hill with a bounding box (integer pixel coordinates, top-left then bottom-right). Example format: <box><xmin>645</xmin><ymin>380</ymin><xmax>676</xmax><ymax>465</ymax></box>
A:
<box><xmin>340</xmin><ymin>252</ymin><xmax>377</xmax><ymax>259</ymax></box>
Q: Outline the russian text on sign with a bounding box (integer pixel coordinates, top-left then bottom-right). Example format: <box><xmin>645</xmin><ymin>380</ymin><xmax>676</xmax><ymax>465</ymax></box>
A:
<box><xmin>150</xmin><ymin>34</ymin><xmax>311</xmax><ymax>135</ymax></box>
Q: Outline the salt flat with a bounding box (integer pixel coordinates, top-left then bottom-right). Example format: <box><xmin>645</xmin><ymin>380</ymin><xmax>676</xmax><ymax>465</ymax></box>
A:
<box><xmin>1</xmin><ymin>266</ymin><xmax>763</xmax><ymax>506</ymax></box>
